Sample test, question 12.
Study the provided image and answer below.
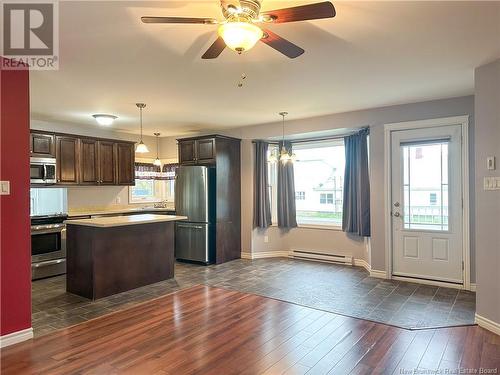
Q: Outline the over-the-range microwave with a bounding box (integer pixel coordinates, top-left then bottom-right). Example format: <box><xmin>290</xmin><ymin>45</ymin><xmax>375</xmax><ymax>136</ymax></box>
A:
<box><xmin>30</xmin><ymin>157</ymin><xmax>57</xmax><ymax>184</ymax></box>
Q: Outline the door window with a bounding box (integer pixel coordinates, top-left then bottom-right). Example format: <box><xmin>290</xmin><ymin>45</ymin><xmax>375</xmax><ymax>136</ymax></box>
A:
<box><xmin>402</xmin><ymin>141</ymin><xmax>449</xmax><ymax>231</ymax></box>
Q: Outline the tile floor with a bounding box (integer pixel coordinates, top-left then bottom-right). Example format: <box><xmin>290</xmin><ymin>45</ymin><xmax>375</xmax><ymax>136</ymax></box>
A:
<box><xmin>32</xmin><ymin>258</ymin><xmax>476</xmax><ymax>336</ymax></box>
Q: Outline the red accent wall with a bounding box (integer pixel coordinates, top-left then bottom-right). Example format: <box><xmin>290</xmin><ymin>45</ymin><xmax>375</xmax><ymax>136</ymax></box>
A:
<box><xmin>0</xmin><ymin>59</ymin><xmax>32</xmax><ymax>336</ymax></box>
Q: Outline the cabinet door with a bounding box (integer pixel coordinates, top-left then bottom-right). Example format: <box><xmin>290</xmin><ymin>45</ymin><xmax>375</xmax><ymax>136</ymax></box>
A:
<box><xmin>196</xmin><ymin>138</ymin><xmax>215</xmax><ymax>163</ymax></box>
<box><xmin>98</xmin><ymin>141</ymin><xmax>116</xmax><ymax>185</ymax></box>
<box><xmin>79</xmin><ymin>139</ymin><xmax>99</xmax><ymax>185</ymax></box>
<box><xmin>178</xmin><ymin>140</ymin><xmax>196</xmax><ymax>165</ymax></box>
<box><xmin>56</xmin><ymin>136</ymin><xmax>79</xmax><ymax>184</ymax></box>
<box><xmin>116</xmin><ymin>142</ymin><xmax>135</xmax><ymax>185</ymax></box>
<box><xmin>30</xmin><ymin>132</ymin><xmax>55</xmax><ymax>157</ymax></box>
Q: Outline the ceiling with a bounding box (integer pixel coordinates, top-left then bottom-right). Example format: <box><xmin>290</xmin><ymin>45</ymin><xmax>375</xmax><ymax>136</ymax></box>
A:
<box><xmin>31</xmin><ymin>1</ymin><xmax>500</xmax><ymax>136</ymax></box>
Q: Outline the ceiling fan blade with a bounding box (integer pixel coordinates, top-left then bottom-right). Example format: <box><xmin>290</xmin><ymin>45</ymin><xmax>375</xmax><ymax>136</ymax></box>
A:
<box><xmin>202</xmin><ymin>37</ymin><xmax>226</xmax><ymax>59</ymax></box>
<box><xmin>260</xmin><ymin>29</ymin><xmax>304</xmax><ymax>59</ymax></box>
<box><xmin>260</xmin><ymin>2</ymin><xmax>335</xmax><ymax>23</ymax></box>
<box><xmin>141</xmin><ymin>16</ymin><xmax>218</xmax><ymax>24</ymax></box>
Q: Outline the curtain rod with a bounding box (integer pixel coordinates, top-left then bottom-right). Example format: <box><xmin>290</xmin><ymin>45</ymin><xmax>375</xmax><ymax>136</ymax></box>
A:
<box><xmin>252</xmin><ymin>130</ymin><xmax>366</xmax><ymax>145</ymax></box>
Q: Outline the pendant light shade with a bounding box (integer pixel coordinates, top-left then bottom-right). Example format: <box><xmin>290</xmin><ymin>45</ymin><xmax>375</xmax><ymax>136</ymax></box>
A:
<box><xmin>269</xmin><ymin>112</ymin><xmax>295</xmax><ymax>164</ymax></box>
<box><xmin>135</xmin><ymin>103</ymin><xmax>149</xmax><ymax>154</ymax></box>
<box><xmin>153</xmin><ymin>132</ymin><xmax>161</xmax><ymax>166</ymax></box>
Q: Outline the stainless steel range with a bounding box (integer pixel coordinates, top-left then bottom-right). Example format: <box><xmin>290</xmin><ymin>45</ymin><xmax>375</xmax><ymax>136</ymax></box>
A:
<box><xmin>30</xmin><ymin>187</ymin><xmax>68</xmax><ymax>280</ymax></box>
<box><xmin>31</xmin><ymin>214</ymin><xmax>67</xmax><ymax>280</ymax></box>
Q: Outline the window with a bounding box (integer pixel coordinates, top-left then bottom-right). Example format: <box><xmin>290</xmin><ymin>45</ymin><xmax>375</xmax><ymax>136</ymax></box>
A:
<box><xmin>129</xmin><ymin>179</ymin><xmax>175</xmax><ymax>204</ymax></box>
<box><xmin>319</xmin><ymin>193</ymin><xmax>334</xmax><ymax>204</ymax></box>
<box><xmin>296</xmin><ymin>191</ymin><xmax>305</xmax><ymax>200</ymax></box>
<box><xmin>267</xmin><ymin>140</ymin><xmax>345</xmax><ymax>227</ymax></box>
<box><xmin>429</xmin><ymin>193</ymin><xmax>437</xmax><ymax>205</ymax></box>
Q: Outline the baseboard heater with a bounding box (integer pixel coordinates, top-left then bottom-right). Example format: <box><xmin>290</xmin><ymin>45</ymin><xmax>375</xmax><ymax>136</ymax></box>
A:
<box><xmin>290</xmin><ymin>250</ymin><xmax>353</xmax><ymax>266</ymax></box>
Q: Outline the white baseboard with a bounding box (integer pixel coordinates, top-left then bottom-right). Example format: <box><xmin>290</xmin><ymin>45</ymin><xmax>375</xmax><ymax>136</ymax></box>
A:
<box><xmin>353</xmin><ymin>258</ymin><xmax>370</xmax><ymax>272</ymax></box>
<box><xmin>241</xmin><ymin>251</ymin><xmax>290</xmax><ymax>260</ymax></box>
<box><xmin>370</xmin><ymin>269</ymin><xmax>388</xmax><ymax>279</ymax></box>
<box><xmin>475</xmin><ymin>313</ymin><xmax>500</xmax><ymax>336</ymax></box>
<box><xmin>0</xmin><ymin>327</ymin><xmax>33</xmax><ymax>348</ymax></box>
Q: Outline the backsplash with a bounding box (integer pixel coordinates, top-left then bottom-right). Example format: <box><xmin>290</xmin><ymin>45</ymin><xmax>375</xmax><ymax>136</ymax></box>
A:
<box><xmin>67</xmin><ymin>186</ymin><xmax>152</xmax><ymax>213</ymax></box>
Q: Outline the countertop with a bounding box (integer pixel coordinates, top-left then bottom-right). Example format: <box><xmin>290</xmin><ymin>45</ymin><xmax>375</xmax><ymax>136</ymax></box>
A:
<box><xmin>67</xmin><ymin>206</ymin><xmax>175</xmax><ymax>218</ymax></box>
<box><xmin>65</xmin><ymin>214</ymin><xmax>187</xmax><ymax>228</ymax></box>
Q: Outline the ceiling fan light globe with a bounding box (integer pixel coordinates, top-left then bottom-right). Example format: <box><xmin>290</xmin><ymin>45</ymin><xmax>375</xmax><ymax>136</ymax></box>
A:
<box><xmin>218</xmin><ymin>21</ymin><xmax>263</xmax><ymax>52</ymax></box>
<box><xmin>135</xmin><ymin>142</ymin><xmax>149</xmax><ymax>154</ymax></box>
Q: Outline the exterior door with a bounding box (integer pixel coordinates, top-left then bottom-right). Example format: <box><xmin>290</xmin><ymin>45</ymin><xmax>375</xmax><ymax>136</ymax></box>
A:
<box><xmin>391</xmin><ymin>125</ymin><xmax>463</xmax><ymax>283</ymax></box>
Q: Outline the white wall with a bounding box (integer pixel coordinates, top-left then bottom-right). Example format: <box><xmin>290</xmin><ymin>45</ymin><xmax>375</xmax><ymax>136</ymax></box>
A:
<box><xmin>474</xmin><ymin>59</ymin><xmax>500</xmax><ymax>326</ymax></box>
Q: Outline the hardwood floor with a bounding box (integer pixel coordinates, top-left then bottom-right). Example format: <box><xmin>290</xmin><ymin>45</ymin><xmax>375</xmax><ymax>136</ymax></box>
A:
<box><xmin>2</xmin><ymin>285</ymin><xmax>499</xmax><ymax>374</ymax></box>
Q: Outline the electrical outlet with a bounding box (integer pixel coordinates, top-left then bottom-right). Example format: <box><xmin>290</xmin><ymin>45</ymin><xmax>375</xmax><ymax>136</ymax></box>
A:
<box><xmin>487</xmin><ymin>156</ymin><xmax>496</xmax><ymax>170</ymax></box>
<box><xmin>484</xmin><ymin>177</ymin><xmax>500</xmax><ymax>191</ymax></box>
<box><xmin>0</xmin><ymin>181</ymin><xmax>10</xmax><ymax>195</ymax></box>
<box><xmin>264</xmin><ymin>236</ymin><xmax>269</xmax><ymax>243</ymax></box>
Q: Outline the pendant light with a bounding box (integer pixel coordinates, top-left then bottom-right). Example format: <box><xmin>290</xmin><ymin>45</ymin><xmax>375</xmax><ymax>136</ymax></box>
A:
<box><xmin>153</xmin><ymin>132</ymin><xmax>161</xmax><ymax>167</ymax></box>
<box><xmin>135</xmin><ymin>103</ymin><xmax>149</xmax><ymax>153</ymax></box>
<box><xmin>278</xmin><ymin>112</ymin><xmax>295</xmax><ymax>163</ymax></box>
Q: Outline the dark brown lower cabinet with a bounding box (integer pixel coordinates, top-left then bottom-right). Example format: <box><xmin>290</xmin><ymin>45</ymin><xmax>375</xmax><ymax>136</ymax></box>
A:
<box><xmin>66</xmin><ymin>222</ymin><xmax>175</xmax><ymax>300</ymax></box>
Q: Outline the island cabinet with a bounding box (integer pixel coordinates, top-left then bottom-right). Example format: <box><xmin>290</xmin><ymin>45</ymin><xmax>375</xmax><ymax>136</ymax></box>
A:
<box><xmin>30</xmin><ymin>130</ymin><xmax>135</xmax><ymax>186</ymax></box>
<box><xmin>65</xmin><ymin>214</ymin><xmax>187</xmax><ymax>300</ymax></box>
<box><xmin>177</xmin><ymin>135</ymin><xmax>241</xmax><ymax>264</ymax></box>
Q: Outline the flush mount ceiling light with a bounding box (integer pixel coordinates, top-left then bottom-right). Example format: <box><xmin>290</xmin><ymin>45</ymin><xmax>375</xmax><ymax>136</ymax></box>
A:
<box><xmin>92</xmin><ymin>114</ymin><xmax>117</xmax><ymax>126</ymax></box>
<box><xmin>217</xmin><ymin>18</ymin><xmax>263</xmax><ymax>53</ymax></box>
<box><xmin>153</xmin><ymin>132</ymin><xmax>161</xmax><ymax>166</ymax></box>
<box><xmin>135</xmin><ymin>103</ymin><xmax>149</xmax><ymax>154</ymax></box>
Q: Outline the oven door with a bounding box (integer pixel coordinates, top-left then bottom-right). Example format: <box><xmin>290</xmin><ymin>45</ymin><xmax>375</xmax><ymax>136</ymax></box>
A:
<box><xmin>31</xmin><ymin>225</ymin><xmax>66</xmax><ymax>263</ymax></box>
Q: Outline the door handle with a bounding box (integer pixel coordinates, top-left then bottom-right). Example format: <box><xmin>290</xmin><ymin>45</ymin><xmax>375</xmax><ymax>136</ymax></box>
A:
<box><xmin>393</xmin><ymin>212</ymin><xmax>401</xmax><ymax>217</ymax></box>
<box><xmin>394</xmin><ymin>202</ymin><xmax>400</xmax><ymax>207</ymax></box>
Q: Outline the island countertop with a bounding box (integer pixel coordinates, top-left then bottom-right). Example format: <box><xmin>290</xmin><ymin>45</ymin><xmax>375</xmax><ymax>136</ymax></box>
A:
<box><xmin>65</xmin><ymin>214</ymin><xmax>187</xmax><ymax>228</ymax></box>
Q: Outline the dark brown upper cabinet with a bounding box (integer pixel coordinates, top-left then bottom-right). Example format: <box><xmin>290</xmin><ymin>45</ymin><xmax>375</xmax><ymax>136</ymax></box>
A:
<box><xmin>178</xmin><ymin>137</ymin><xmax>215</xmax><ymax>165</ymax></box>
<box><xmin>115</xmin><ymin>142</ymin><xmax>135</xmax><ymax>185</ymax></box>
<box><xmin>178</xmin><ymin>140</ymin><xmax>196</xmax><ymax>165</ymax></box>
<box><xmin>98</xmin><ymin>141</ymin><xmax>116</xmax><ymax>185</ymax></box>
<box><xmin>31</xmin><ymin>130</ymin><xmax>135</xmax><ymax>186</ymax></box>
<box><xmin>79</xmin><ymin>138</ymin><xmax>99</xmax><ymax>185</ymax></box>
<box><xmin>30</xmin><ymin>132</ymin><xmax>55</xmax><ymax>157</ymax></box>
<box><xmin>56</xmin><ymin>136</ymin><xmax>79</xmax><ymax>184</ymax></box>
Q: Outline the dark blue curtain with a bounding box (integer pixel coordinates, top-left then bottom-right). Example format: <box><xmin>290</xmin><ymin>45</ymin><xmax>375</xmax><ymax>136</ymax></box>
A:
<box><xmin>253</xmin><ymin>141</ymin><xmax>272</xmax><ymax>228</ymax></box>
<box><xmin>342</xmin><ymin>128</ymin><xmax>371</xmax><ymax>236</ymax></box>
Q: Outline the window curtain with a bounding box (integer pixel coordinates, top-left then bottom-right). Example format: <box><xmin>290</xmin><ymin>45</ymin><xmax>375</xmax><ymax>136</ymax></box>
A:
<box><xmin>253</xmin><ymin>141</ymin><xmax>272</xmax><ymax>228</ymax></box>
<box><xmin>342</xmin><ymin>128</ymin><xmax>371</xmax><ymax>236</ymax></box>
<box><xmin>277</xmin><ymin>141</ymin><xmax>297</xmax><ymax>228</ymax></box>
<box><xmin>135</xmin><ymin>162</ymin><xmax>178</xmax><ymax>180</ymax></box>
<box><xmin>161</xmin><ymin>163</ymin><xmax>178</xmax><ymax>180</ymax></box>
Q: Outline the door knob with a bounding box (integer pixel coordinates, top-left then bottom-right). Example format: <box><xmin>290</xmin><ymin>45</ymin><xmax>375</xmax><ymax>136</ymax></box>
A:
<box><xmin>393</xmin><ymin>212</ymin><xmax>401</xmax><ymax>217</ymax></box>
<box><xmin>394</xmin><ymin>202</ymin><xmax>400</xmax><ymax>207</ymax></box>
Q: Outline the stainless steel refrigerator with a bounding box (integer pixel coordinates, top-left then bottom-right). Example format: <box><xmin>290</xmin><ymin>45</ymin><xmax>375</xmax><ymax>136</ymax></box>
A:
<box><xmin>175</xmin><ymin>166</ymin><xmax>216</xmax><ymax>264</ymax></box>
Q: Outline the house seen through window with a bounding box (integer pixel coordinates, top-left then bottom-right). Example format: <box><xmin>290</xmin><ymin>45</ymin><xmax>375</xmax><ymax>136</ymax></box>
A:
<box><xmin>268</xmin><ymin>140</ymin><xmax>346</xmax><ymax>227</ymax></box>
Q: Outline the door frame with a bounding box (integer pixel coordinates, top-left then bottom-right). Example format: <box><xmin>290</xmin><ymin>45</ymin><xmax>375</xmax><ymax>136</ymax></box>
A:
<box><xmin>384</xmin><ymin>115</ymin><xmax>471</xmax><ymax>290</ymax></box>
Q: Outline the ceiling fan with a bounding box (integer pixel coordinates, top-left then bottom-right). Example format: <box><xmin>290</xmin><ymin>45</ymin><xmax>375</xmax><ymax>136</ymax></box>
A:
<box><xmin>141</xmin><ymin>0</ymin><xmax>336</xmax><ymax>59</ymax></box>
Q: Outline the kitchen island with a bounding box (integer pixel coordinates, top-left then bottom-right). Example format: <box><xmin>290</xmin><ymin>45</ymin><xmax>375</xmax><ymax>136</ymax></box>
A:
<box><xmin>65</xmin><ymin>214</ymin><xmax>187</xmax><ymax>300</ymax></box>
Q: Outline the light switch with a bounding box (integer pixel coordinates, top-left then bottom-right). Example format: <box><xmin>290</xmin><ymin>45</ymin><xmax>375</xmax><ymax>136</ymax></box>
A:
<box><xmin>487</xmin><ymin>156</ymin><xmax>496</xmax><ymax>170</ymax></box>
<box><xmin>0</xmin><ymin>181</ymin><xmax>10</xmax><ymax>195</ymax></box>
